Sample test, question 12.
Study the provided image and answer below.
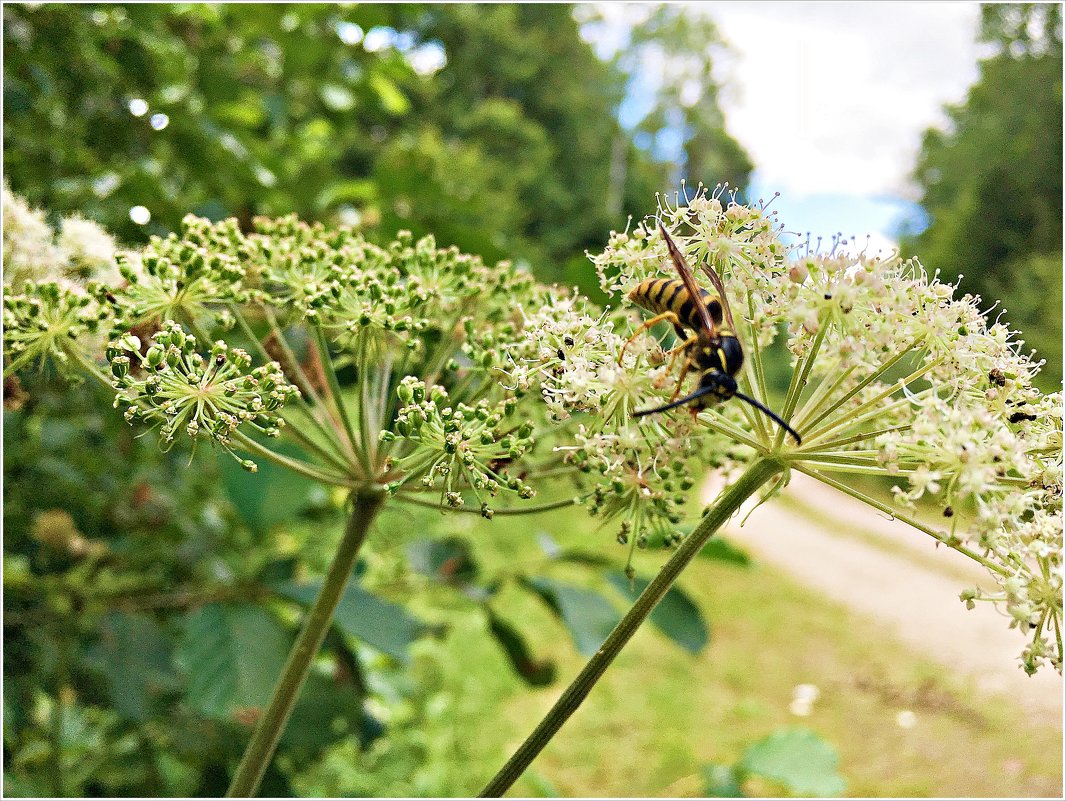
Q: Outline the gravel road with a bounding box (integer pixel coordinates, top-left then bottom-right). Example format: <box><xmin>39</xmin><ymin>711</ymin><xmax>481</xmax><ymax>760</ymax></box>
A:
<box><xmin>702</xmin><ymin>471</ymin><xmax>1064</xmax><ymax>728</ymax></box>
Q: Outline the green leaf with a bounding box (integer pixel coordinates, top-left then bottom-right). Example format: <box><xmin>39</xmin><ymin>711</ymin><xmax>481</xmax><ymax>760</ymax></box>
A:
<box><xmin>87</xmin><ymin>613</ymin><xmax>178</xmax><ymax>722</ymax></box>
<box><xmin>279</xmin><ymin>672</ymin><xmax>365</xmax><ymax>754</ymax></box>
<box><xmin>407</xmin><ymin>537</ymin><xmax>479</xmax><ymax>585</ymax></box>
<box><xmin>523</xmin><ymin>577</ymin><xmax>621</xmax><ymax>656</ymax></box>
<box><xmin>699</xmin><ymin>537</ymin><xmax>753</xmax><ymax>567</ymax></box>
<box><xmin>314</xmin><ymin>178</ymin><xmax>378</xmax><ymax>210</ymax></box>
<box><xmin>219</xmin><ymin>441</ymin><xmax>317</xmax><ymax>531</ymax></box>
<box><xmin>552</xmin><ymin>549</ymin><xmax>615</xmax><ymax>568</ymax></box>
<box><xmin>369</xmin><ymin>73</ymin><xmax>410</xmax><ymax>115</ymax></box>
<box><xmin>485</xmin><ymin>607</ymin><xmax>556</xmax><ymax>686</ymax></box>
<box><xmin>702</xmin><ymin>763</ymin><xmax>746</xmax><ymax>797</ymax></box>
<box><xmin>738</xmin><ymin>728</ymin><xmax>846</xmax><ymax>797</ymax></box>
<box><xmin>274</xmin><ymin>580</ymin><xmax>428</xmax><ymax>663</ymax></box>
<box><xmin>606</xmin><ymin>572</ymin><xmax>710</xmax><ymax>654</ymax></box>
<box><xmin>177</xmin><ymin>603</ymin><xmax>291</xmax><ymax>718</ymax></box>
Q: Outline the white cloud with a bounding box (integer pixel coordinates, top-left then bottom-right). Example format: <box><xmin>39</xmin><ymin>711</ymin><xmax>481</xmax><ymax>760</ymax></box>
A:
<box><xmin>704</xmin><ymin>1</ymin><xmax>984</xmax><ymax>197</ymax></box>
<box><xmin>580</xmin><ymin>2</ymin><xmax>987</xmax><ymax>248</ymax></box>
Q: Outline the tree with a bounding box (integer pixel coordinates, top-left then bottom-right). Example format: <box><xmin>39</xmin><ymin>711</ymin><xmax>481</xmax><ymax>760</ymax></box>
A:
<box><xmin>2</xmin><ymin>4</ymin><xmax>413</xmax><ymax>243</ymax></box>
<box><xmin>3</xmin><ymin>3</ymin><xmax>754</xmax><ymax>289</ymax></box>
<box><xmin>609</xmin><ymin>5</ymin><xmax>754</xmax><ymax>195</ymax></box>
<box><xmin>902</xmin><ymin>4</ymin><xmax>1062</xmax><ymax>387</ymax></box>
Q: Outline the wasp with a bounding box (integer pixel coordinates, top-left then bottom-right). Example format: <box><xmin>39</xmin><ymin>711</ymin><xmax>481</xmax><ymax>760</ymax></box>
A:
<box><xmin>621</xmin><ymin>224</ymin><xmax>801</xmax><ymax>443</ymax></box>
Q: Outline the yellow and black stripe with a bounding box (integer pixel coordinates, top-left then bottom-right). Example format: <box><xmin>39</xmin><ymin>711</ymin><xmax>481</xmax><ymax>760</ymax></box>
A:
<box><xmin>627</xmin><ymin>277</ymin><xmax>723</xmax><ymax>334</ymax></box>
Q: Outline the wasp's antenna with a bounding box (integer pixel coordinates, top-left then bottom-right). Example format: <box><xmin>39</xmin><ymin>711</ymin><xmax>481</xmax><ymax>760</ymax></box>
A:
<box><xmin>733</xmin><ymin>391</ymin><xmax>802</xmax><ymax>444</ymax></box>
<box><xmin>633</xmin><ymin>385</ymin><xmax>718</xmax><ymax>417</ymax></box>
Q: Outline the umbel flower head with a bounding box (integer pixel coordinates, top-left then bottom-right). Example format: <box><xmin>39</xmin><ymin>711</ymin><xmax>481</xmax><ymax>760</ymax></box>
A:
<box><xmin>3</xmin><ymin>280</ymin><xmax>110</xmax><ymax>377</ymax></box>
<box><xmin>531</xmin><ymin>184</ymin><xmax>1061</xmax><ymax>675</ymax></box>
<box><xmin>2</xmin><ymin>188</ymin><xmax>121</xmax><ymax>378</ymax></box>
<box><xmin>4</xmin><ymin>187</ymin><xmax>1059</xmax><ymax>674</ymax></box>
<box><xmin>4</xmin><ymin>204</ymin><xmax>567</xmax><ymax>515</ymax></box>
<box><xmin>107</xmin><ymin>321</ymin><xmax>300</xmax><ymax>471</ymax></box>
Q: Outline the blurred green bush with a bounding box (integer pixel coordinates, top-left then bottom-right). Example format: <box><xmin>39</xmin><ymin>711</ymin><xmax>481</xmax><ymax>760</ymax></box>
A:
<box><xmin>2</xmin><ymin>2</ymin><xmax>751</xmax><ymax>294</ymax></box>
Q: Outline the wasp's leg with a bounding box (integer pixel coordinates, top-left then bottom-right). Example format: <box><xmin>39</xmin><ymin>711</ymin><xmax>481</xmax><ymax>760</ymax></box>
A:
<box><xmin>670</xmin><ymin>355</ymin><xmax>696</xmax><ymax>402</ymax></box>
<box><xmin>618</xmin><ymin>311</ymin><xmax>683</xmax><ymax>366</ymax></box>
<box><xmin>654</xmin><ymin>337</ymin><xmax>697</xmax><ymax>387</ymax></box>
<box><xmin>648</xmin><ymin>341</ymin><xmax>690</xmax><ymax>386</ymax></box>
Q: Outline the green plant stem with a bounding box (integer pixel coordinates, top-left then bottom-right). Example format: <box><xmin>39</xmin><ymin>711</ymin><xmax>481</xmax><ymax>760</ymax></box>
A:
<box><xmin>226</xmin><ymin>486</ymin><xmax>385</xmax><ymax>798</ymax></box>
<box><xmin>792</xmin><ymin>462</ymin><xmax>1012</xmax><ymax>575</ymax></box>
<box><xmin>232</xmin><ymin>309</ymin><xmax>355</xmax><ymax>473</ymax></box>
<box><xmin>478</xmin><ymin>457</ymin><xmax>784</xmax><ymax>797</ymax></box>
<box><xmin>397</xmin><ymin>494</ymin><xmax>580</xmax><ymax>516</ymax></box>
<box><xmin>262</xmin><ymin>308</ymin><xmax>361</xmax><ymax>466</ymax></box>
<box><xmin>774</xmin><ymin>323</ymin><xmax>827</xmax><ymax>448</ymax></box>
<box><xmin>73</xmin><ymin>352</ymin><xmax>115</xmax><ymax>390</ymax></box>
<box><xmin>231</xmin><ymin>431</ymin><xmax>357</xmax><ymax>487</ymax></box>
<box><xmin>698</xmin><ymin>414</ymin><xmax>763</xmax><ymax>452</ymax></box>
<box><xmin>314</xmin><ymin>324</ymin><xmax>368</xmax><ymax>475</ymax></box>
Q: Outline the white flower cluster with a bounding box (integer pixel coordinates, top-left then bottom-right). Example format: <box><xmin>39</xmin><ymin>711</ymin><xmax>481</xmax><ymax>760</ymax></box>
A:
<box><xmin>3</xmin><ymin>184</ymin><xmax>119</xmax><ymax>286</ymax></box>
<box><xmin>501</xmin><ymin>288</ymin><xmax>650</xmax><ymax>424</ymax></box>
<box><xmin>575</xmin><ymin>186</ymin><xmax>1062</xmax><ymax>673</ymax></box>
<box><xmin>505</xmin><ymin>287</ymin><xmax>724</xmax><ymax>574</ymax></box>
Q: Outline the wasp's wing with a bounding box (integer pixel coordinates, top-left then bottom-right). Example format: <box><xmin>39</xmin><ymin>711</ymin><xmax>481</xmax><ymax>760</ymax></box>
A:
<box><xmin>697</xmin><ymin>259</ymin><xmax>737</xmax><ymax>332</ymax></box>
<box><xmin>658</xmin><ymin>224</ymin><xmax>717</xmax><ymax>339</ymax></box>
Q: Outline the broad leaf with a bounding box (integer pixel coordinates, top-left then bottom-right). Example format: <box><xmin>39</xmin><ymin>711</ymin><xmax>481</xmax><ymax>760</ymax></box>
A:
<box><xmin>407</xmin><ymin>537</ymin><xmax>479</xmax><ymax>584</ymax></box>
<box><xmin>274</xmin><ymin>580</ymin><xmax>428</xmax><ymax>663</ymax></box>
<box><xmin>607</xmin><ymin>572</ymin><xmax>710</xmax><ymax>654</ymax></box>
<box><xmin>739</xmin><ymin>728</ymin><xmax>846</xmax><ymax>797</ymax></box>
<box><xmin>702</xmin><ymin>763</ymin><xmax>746</xmax><ymax>797</ymax></box>
<box><xmin>87</xmin><ymin>612</ymin><xmax>178</xmax><ymax>721</ymax></box>
<box><xmin>523</xmin><ymin>577</ymin><xmax>621</xmax><ymax>656</ymax></box>
<box><xmin>485</xmin><ymin>608</ymin><xmax>556</xmax><ymax>686</ymax></box>
<box><xmin>219</xmin><ymin>441</ymin><xmax>317</xmax><ymax>531</ymax></box>
<box><xmin>552</xmin><ymin>549</ymin><xmax>615</xmax><ymax>568</ymax></box>
<box><xmin>699</xmin><ymin>538</ymin><xmax>753</xmax><ymax>567</ymax></box>
<box><xmin>178</xmin><ymin>603</ymin><xmax>291</xmax><ymax>719</ymax></box>
<box><xmin>279</xmin><ymin>673</ymin><xmax>366</xmax><ymax>754</ymax></box>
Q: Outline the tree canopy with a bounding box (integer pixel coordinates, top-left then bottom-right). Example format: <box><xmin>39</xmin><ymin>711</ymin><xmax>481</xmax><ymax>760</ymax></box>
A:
<box><xmin>902</xmin><ymin>3</ymin><xmax>1062</xmax><ymax>387</ymax></box>
<box><xmin>3</xmin><ymin>2</ymin><xmax>752</xmax><ymax>289</ymax></box>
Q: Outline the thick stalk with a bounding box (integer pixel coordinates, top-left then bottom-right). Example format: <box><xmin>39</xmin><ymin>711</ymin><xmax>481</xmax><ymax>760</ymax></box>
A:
<box><xmin>479</xmin><ymin>457</ymin><xmax>783</xmax><ymax>797</ymax></box>
<box><xmin>226</xmin><ymin>486</ymin><xmax>385</xmax><ymax>797</ymax></box>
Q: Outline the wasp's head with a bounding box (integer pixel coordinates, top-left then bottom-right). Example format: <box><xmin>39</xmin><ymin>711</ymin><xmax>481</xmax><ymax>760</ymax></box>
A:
<box><xmin>695</xmin><ymin>369</ymin><xmax>736</xmax><ymax>407</ymax></box>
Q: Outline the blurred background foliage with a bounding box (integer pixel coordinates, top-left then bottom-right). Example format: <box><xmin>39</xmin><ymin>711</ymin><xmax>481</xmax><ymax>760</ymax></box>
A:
<box><xmin>2</xmin><ymin>2</ymin><xmax>751</xmax><ymax>303</ymax></box>
<box><xmin>2</xmin><ymin>2</ymin><xmax>1062</xmax><ymax>797</ymax></box>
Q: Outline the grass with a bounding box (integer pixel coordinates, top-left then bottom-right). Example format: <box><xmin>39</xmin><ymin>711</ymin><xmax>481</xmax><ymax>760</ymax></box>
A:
<box><xmin>303</xmin><ymin>496</ymin><xmax>1063</xmax><ymax>798</ymax></box>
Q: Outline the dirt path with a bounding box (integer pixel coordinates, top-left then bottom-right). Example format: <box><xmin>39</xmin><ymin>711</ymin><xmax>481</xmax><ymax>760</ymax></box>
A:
<box><xmin>702</xmin><ymin>472</ymin><xmax>1064</xmax><ymax>728</ymax></box>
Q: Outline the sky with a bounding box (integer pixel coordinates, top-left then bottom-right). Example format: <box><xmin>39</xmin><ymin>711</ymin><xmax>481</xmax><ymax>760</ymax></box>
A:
<box><xmin>582</xmin><ymin>1</ymin><xmax>989</xmax><ymax>255</ymax></box>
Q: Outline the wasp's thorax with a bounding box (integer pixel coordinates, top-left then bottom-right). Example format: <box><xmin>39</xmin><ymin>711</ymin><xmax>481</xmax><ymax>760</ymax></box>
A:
<box><xmin>691</xmin><ymin>333</ymin><xmax>743</xmax><ymax>373</ymax></box>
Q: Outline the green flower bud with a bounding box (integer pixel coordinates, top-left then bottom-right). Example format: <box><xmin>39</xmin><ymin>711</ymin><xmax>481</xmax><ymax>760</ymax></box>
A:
<box><xmin>145</xmin><ymin>345</ymin><xmax>165</xmax><ymax>368</ymax></box>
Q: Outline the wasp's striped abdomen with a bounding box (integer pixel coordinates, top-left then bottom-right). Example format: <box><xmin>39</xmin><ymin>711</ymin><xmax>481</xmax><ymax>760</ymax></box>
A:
<box><xmin>628</xmin><ymin>278</ymin><xmax>723</xmax><ymax>333</ymax></box>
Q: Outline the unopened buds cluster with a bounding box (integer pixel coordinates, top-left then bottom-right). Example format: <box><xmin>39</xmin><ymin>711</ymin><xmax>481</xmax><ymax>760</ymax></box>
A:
<box><xmin>108</xmin><ymin>321</ymin><xmax>299</xmax><ymax>471</ymax></box>
<box><xmin>108</xmin><ymin>215</ymin><xmax>249</xmax><ymax>331</ymax></box>
<box><xmin>3</xmin><ymin>280</ymin><xmax>110</xmax><ymax>376</ymax></box>
<box><xmin>555</xmin><ymin>423</ymin><xmax>706</xmax><ymax>574</ymax></box>
<box><xmin>382</xmin><ymin>377</ymin><xmax>536</xmax><ymax>517</ymax></box>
